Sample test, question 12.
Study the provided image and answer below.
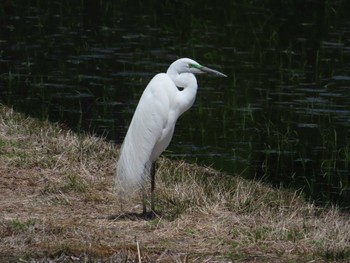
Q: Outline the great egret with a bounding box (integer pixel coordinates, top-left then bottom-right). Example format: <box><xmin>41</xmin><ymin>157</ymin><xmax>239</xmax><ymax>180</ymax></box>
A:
<box><xmin>116</xmin><ymin>58</ymin><xmax>227</xmax><ymax>218</ymax></box>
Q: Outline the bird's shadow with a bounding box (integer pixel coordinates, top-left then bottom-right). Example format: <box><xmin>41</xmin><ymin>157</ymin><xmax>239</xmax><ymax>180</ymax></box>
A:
<box><xmin>106</xmin><ymin>211</ymin><xmax>160</xmax><ymax>221</ymax></box>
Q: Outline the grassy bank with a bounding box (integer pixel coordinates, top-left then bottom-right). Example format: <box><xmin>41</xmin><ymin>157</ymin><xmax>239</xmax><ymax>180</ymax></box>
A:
<box><xmin>0</xmin><ymin>104</ymin><xmax>349</xmax><ymax>262</ymax></box>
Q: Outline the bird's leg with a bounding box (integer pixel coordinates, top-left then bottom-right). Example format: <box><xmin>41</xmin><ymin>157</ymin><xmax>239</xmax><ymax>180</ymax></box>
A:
<box><xmin>142</xmin><ymin>186</ymin><xmax>147</xmax><ymax>214</ymax></box>
<box><xmin>150</xmin><ymin>162</ymin><xmax>156</xmax><ymax>213</ymax></box>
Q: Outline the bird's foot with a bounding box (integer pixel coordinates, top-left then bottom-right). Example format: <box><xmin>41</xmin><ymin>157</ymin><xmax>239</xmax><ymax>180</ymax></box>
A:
<box><xmin>107</xmin><ymin>210</ymin><xmax>159</xmax><ymax>221</ymax></box>
<box><xmin>124</xmin><ymin>210</ymin><xmax>158</xmax><ymax>220</ymax></box>
<box><xmin>141</xmin><ymin>210</ymin><xmax>158</xmax><ymax>220</ymax></box>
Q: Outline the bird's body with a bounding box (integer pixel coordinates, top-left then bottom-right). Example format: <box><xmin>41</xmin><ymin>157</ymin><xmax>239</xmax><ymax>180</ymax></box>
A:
<box><xmin>117</xmin><ymin>72</ymin><xmax>194</xmax><ymax>189</ymax></box>
<box><xmin>116</xmin><ymin>58</ymin><xmax>226</xmax><ymax>216</ymax></box>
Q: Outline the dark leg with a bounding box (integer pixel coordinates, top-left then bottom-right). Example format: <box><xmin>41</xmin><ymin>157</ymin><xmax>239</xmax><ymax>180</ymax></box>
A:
<box><xmin>142</xmin><ymin>186</ymin><xmax>147</xmax><ymax>214</ymax></box>
<box><xmin>150</xmin><ymin>162</ymin><xmax>156</xmax><ymax>213</ymax></box>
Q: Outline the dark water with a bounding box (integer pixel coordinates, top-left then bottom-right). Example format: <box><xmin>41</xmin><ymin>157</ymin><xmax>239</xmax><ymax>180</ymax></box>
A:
<box><xmin>1</xmin><ymin>1</ymin><xmax>350</xmax><ymax>208</ymax></box>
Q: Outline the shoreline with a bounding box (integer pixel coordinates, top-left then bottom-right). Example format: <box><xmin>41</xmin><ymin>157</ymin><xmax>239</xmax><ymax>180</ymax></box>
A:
<box><xmin>0</xmin><ymin>104</ymin><xmax>349</xmax><ymax>262</ymax></box>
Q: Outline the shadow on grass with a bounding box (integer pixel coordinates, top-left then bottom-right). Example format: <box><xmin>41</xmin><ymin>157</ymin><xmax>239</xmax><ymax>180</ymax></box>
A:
<box><xmin>106</xmin><ymin>211</ymin><xmax>160</xmax><ymax>221</ymax></box>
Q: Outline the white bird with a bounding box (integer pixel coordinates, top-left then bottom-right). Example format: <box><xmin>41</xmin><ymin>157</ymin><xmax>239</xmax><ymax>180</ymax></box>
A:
<box><xmin>116</xmin><ymin>58</ymin><xmax>227</xmax><ymax>218</ymax></box>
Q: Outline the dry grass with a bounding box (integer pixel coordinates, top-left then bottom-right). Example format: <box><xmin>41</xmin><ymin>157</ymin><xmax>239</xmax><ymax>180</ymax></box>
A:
<box><xmin>0</xmin><ymin>104</ymin><xmax>349</xmax><ymax>262</ymax></box>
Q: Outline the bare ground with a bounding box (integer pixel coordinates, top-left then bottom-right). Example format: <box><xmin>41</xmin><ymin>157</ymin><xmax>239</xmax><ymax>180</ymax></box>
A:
<box><xmin>0</xmin><ymin>105</ymin><xmax>349</xmax><ymax>262</ymax></box>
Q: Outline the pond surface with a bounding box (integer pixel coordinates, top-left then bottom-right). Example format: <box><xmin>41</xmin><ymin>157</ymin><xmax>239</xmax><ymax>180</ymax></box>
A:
<box><xmin>1</xmin><ymin>1</ymin><xmax>350</xmax><ymax>209</ymax></box>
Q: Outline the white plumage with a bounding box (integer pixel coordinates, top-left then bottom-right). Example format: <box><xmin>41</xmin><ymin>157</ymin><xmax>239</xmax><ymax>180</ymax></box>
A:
<box><xmin>116</xmin><ymin>58</ymin><xmax>226</xmax><ymax>216</ymax></box>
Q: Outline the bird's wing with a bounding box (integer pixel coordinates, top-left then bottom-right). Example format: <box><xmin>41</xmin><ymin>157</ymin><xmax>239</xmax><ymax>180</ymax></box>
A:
<box><xmin>116</xmin><ymin>73</ymin><xmax>177</xmax><ymax>192</ymax></box>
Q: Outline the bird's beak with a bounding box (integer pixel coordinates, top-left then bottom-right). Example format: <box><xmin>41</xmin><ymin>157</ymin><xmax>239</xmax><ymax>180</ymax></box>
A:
<box><xmin>200</xmin><ymin>66</ymin><xmax>227</xmax><ymax>77</ymax></box>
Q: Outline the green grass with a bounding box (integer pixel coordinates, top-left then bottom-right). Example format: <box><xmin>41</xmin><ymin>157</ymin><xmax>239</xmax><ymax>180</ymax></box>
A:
<box><xmin>6</xmin><ymin>219</ymin><xmax>35</xmax><ymax>234</ymax></box>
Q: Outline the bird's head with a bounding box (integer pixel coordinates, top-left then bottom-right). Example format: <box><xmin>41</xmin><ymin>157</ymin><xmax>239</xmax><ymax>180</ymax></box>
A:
<box><xmin>167</xmin><ymin>58</ymin><xmax>227</xmax><ymax>77</ymax></box>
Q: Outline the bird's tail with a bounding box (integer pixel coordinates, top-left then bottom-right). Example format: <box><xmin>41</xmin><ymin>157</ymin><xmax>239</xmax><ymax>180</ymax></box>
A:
<box><xmin>115</xmin><ymin>140</ymin><xmax>150</xmax><ymax>197</ymax></box>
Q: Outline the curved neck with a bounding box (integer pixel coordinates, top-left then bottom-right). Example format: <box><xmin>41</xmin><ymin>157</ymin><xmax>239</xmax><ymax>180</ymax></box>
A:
<box><xmin>171</xmin><ymin>73</ymin><xmax>198</xmax><ymax>116</ymax></box>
